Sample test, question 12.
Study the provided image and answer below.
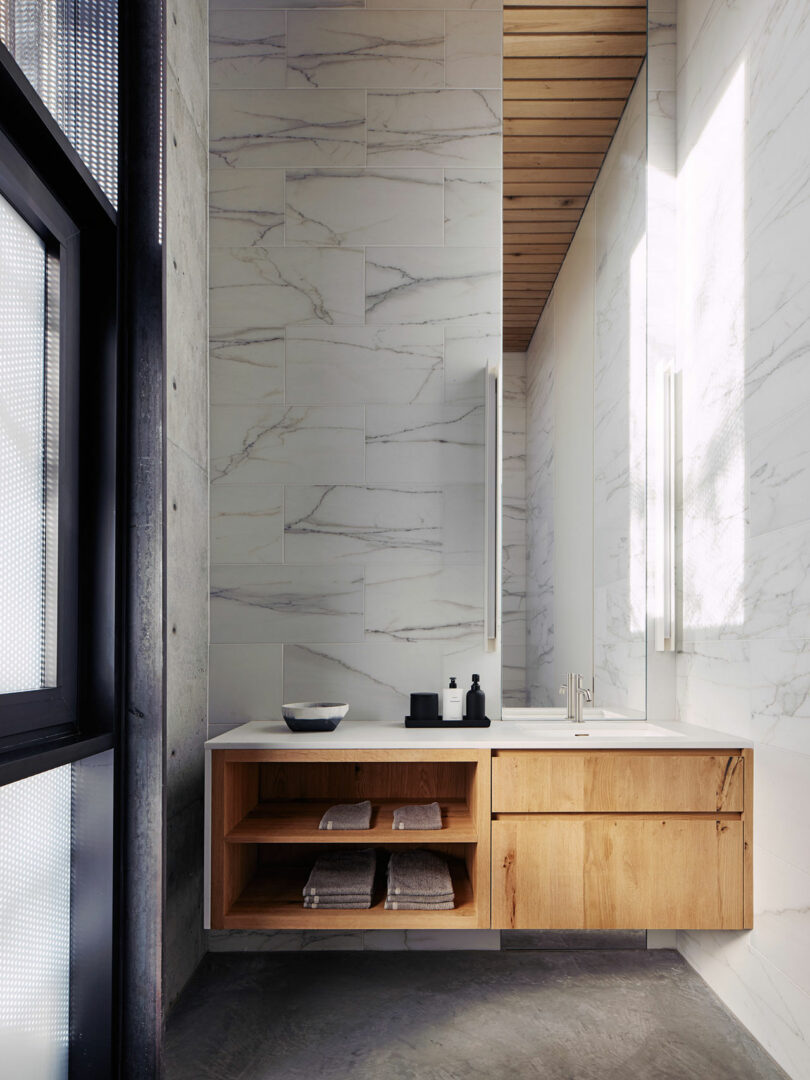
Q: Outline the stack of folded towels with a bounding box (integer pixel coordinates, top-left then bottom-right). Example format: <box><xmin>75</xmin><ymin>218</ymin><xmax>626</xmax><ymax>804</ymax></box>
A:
<box><xmin>302</xmin><ymin>848</ymin><xmax>376</xmax><ymax>909</ymax></box>
<box><xmin>385</xmin><ymin>849</ymin><xmax>455</xmax><ymax>910</ymax></box>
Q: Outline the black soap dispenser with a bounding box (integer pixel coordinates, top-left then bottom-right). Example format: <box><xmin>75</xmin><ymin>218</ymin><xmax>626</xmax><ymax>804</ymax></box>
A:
<box><xmin>465</xmin><ymin>674</ymin><xmax>486</xmax><ymax>723</ymax></box>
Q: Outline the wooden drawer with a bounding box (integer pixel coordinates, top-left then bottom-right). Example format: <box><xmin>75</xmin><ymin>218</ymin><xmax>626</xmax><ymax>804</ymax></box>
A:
<box><xmin>491</xmin><ymin>750</ymin><xmax>744</xmax><ymax>813</ymax></box>
<box><xmin>492</xmin><ymin>815</ymin><xmax>744</xmax><ymax>930</ymax></box>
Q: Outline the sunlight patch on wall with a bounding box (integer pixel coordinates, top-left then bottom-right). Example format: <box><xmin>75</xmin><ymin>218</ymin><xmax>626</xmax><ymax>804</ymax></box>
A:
<box><xmin>677</xmin><ymin>62</ymin><xmax>746</xmax><ymax>636</ymax></box>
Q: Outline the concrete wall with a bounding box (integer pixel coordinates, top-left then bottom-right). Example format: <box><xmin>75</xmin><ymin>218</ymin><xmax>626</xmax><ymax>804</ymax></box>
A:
<box><xmin>164</xmin><ymin>0</ymin><xmax>210</xmax><ymax>1009</ymax></box>
<box><xmin>670</xmin><ymin>1</ymin><xmax>810</xmax><ymax>1075</ymax></box>
<box><xmin>208</xmin><ymin>1</ymin><xmax>503</xmax><ymax>738</ymax></box>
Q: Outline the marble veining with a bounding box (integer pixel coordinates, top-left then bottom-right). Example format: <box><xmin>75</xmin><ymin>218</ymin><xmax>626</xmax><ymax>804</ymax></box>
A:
<box><xmin>286</xmin><ymin>325</ymin><xmax>444</xmax><ymax>405</ymax></box>
<box><xmin>211</xmin><ymin>564</ymin><xmax>364</xmax><ymax>644</ymax></box>
<box><xmin>209</xmin><ymin>333</ymin><xmax>285</xmax><ymax>406</ymax></box>
<box><xmin>364</xmin><ymin>565</ymin><xmax>484</xmax><ymax>644</ymax></box>
<box><xmin>210</xmin><ymin>247</ymin><xmax>364</xmax><ymax>331</ymax></box>
<box><xmin>285</xmin><ymin>168</ymin><xmax>443</xmax><ymax>247</ymax></box>
<box><xmin>444</xmin><ymin>168</ymin><xmax>501</xmax><ymax>247</ymax></box>
<box><xmin>365</xmin><ymin>247</ymin><xmax>500</xmax><ymax>326</ymax></box>
<box><xmin>211</xmin><ymin>485</ymin><xmax>284</xmax><ymax>564</ymax></box>
<box><xmin>284</xmin><ymin>484</ymin><xmax>443</xmax><ymax>564</ymax></box>
<box><xmin>210</xmin><ymin>170</ymin><xmax>285</xmax><ymax>248</ymax></box>
<box><xmin>209</xmin><ymin>11</ymin><xmax>286</xmax><ymax>90</ymax></box>
<box><xmin>445</xmin><ymin>12</ymin><xmax>502</xmax><ymax>89</ymax></box>
<box><xmin>367</xmin><ymin>89</ymin><xmax>501</xmax><ymax>166</ymax></box>
<box><xmin>286</xmin><ymin>12</ymin><xmax>444</xmax><ymax>89</ymax></box>
<box><xmin>366</xmin><ymin>404</ymin><xmax>485</xmax><ymax>483</ymax></box>
<box><xmin>210</xmin><ymin>90</ymin><xmax>366</xmax><ymax>168</ymax></box>
<box><xmin>211</xmin><ymin>405</ymin><xmax>365</xmax><ymax>484</ymax></box>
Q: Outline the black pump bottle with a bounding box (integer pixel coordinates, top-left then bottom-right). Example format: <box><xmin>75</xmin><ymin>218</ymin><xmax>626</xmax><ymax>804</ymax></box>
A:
<box><xmin>465</xmin><ymin>674</ymin><xmax>485</xmax><ymax>722</ymax></box>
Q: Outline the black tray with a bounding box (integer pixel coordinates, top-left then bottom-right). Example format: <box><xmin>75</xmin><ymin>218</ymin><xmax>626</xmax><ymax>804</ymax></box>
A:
<box><xmin>404</xmin><ymin>716</ymin><xmax>491</xmax><ymax>728</ymax></box>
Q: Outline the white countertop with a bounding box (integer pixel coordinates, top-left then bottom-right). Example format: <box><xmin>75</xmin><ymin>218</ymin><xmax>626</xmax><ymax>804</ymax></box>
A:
<box><xmin>205</xmin><ymin>718</ymin><xmax>752</xmax><ymax>751</ymax></box>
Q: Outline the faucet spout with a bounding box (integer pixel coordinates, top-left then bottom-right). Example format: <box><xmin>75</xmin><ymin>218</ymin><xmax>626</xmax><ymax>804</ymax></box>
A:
<box><xmin>561</xmin><ymin>673</ymin><xmax>592</xmax><ymax>723</ymax></box>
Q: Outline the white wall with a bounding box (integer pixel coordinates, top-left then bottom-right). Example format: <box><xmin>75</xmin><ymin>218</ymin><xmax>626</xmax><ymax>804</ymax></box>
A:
<box><xmin>525</xmin><ymin>73</ymin><xmax>646</xmax><ymax>712</ymax></box>
<box><xmin>671</xmin><ymin>2</ymin><xmax>810</xmax><ymax>1076</ymax></box>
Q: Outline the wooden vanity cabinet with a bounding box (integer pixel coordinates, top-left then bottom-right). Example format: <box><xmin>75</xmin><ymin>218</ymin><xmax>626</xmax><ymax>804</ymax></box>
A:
<box><xmin>491</xmin><ymin>749</ymin><xmax>752</xmax><ymax>931</ymax></box>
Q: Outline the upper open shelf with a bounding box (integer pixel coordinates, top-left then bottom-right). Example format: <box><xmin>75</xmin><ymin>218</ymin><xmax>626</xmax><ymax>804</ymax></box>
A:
<box><xmin>226</xmin><ymin>798</ymin><xmax>477</xmax><ymax>844</ymax></box>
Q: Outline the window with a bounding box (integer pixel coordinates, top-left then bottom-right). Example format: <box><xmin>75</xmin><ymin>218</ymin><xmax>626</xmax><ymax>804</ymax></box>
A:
<box><xmin>0</xmin><ymin>192</ymin><xmax>59</xmax><ymax>697</ymax></box>
<box><xmin>0</xmin><ymin>8</ymin><xmax>117</xmax><ymax>766</ymax></box>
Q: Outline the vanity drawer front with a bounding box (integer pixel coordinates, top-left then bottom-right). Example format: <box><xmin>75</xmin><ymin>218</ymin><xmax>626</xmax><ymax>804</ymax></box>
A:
<box><xmin>491</xmin><ymin>815</ymin><xmax>744</xmax><ymax>930</ymax></box>
<box><xmin>490</xmin><ymin>751</ymin><xmax>744</xmax><ymax>813</ymax></box>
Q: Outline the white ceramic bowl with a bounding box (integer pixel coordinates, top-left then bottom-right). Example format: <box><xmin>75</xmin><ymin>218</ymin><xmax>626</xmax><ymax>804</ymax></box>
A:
<box><xmin>281</xmin><ymin>702</ymin><xmax>349</xmax><ymax>732</ymax></box>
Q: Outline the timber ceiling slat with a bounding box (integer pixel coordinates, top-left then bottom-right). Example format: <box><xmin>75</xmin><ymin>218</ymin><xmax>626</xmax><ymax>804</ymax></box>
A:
<box><xmin>503</xmin><ymin>1</ymin><xmax>646</xmax><ymax>348</ymax></box>
<box><xmin>503</xmin><ymin>78</ymin><xmax>636</xmax><ymax>99</ymax></box>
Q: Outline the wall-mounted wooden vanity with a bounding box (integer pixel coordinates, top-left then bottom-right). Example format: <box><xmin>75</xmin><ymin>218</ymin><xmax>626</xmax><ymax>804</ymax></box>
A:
<box><xmin>205</xmin><ymin>723</ymin><xmax>752</xmax><ymax>933</ymax></box>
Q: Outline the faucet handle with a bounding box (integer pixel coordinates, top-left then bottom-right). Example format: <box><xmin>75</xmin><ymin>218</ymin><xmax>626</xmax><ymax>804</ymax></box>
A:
<box><xmin>558</xmin><ymin>684</ymin><xmax>567</xmax><ymax>696</ymax></box>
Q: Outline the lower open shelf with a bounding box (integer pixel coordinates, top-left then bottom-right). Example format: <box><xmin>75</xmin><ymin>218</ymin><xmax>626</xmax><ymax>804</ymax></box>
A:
<box><xmin>222</xmin><ymin>856</ymin><xmax>478</xmax><ymax>930</ymax></box>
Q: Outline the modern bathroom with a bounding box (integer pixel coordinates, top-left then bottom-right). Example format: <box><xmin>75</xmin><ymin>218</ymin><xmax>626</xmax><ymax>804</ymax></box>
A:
<box><xmin>0</xmin><ymin>0</ymin><xmax>808</xmax><ymax>1077</ymax></box>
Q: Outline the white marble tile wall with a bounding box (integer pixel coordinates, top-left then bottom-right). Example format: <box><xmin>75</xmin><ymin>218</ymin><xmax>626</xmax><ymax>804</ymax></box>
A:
<box><xmin>670</xmin><ymin>2</ymin><xmax>810</xmax><ymax>1076</ymax></box>
<box><xmin>209</xmin><ymin>2</ymin><xmax>503</xmax><ymax>754</ymax></box>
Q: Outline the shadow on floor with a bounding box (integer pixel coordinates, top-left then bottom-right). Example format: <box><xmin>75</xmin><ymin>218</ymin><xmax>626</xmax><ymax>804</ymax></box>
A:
<box><xmin>165</xmin><ymin>950</ymin><xmax>788</xmax><ymax>1080</ymax></box>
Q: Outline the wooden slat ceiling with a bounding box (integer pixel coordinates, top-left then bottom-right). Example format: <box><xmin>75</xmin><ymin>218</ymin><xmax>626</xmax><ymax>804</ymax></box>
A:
<box><xmin>503</xmin><ymin>1</ymin><xmax>647</xmax><ymax>351</ymax></box>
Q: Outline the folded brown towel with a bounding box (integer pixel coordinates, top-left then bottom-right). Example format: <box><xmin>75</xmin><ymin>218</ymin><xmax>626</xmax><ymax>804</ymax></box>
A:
<box><xmin>302</xmin><ymin>848</ymin><xmax>376</xmax><ymax>899</ymax></box>
<box><xmin>387</xmin><ymin>850</ymin><xmax>454</xmax><ymax>899</ymax></box>
<box><xmin>319</xmin><ymin>800</ymin><xmax>372</xmax><ymax>831</ymax></box>
<box><xmin>392</xmin><ymin>802</ymin><xmax>442</xmax><ymax>831</ymax></box>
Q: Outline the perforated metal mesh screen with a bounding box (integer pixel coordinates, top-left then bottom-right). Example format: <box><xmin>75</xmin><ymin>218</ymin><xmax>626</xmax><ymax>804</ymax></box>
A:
<box><xmin>0</xmin><ymin>765</ymin><xmax>71</xmax><ymax>1079</ymax></box>
<box><xmin>0</xmin><ymin>193</ymin><xmax>57</xmax><ymax>695</ymax></box>
<box><xmin>0</xmin><ymin>0</ymin><xmax>118</xmax><ymax>205</ymax></box>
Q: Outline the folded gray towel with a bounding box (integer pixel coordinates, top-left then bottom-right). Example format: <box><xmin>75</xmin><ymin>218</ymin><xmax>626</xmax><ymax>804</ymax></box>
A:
<box><xmin>392</xmin><ymin>802</ymin><xmax>442</xmax><ymax>831</ymax></box>
<box><xmin>385</xmin><ymin>898</ymin><xmax>455</xmax><ymax>911</ymax></box>
<box><xmin>386</xmin><ymin>891</ymin><xmax>454</xmax><ymax>904</ymax></box>
<box><xmin>306</xmin><ymin>893</ymin><xmax>371</xmax><ymax>904</ymax></box>
<box><xmin>319</xmin><ymin>800</ymin><xmax>372</xmax><ymax>831</ymax></box>
<box><xmin>305</xmin><ymin>897</ymin><xmax>372</xmax><ymax>910</ymax></box>
<box><xmin>302</xmin><ymin>848</ymin><xmax>376</xmax><ymax>898</ymax></box>
<box><xmin>386</xmin><ymin>850</ymin><xmax>454</xmax><ymax>899</ymax></box>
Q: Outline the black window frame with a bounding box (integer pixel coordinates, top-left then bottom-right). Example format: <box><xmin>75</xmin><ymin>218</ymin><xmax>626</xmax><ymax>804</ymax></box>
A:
<box><xmin>0</xmin><ymin>40</ymin><xmax>119</xmax><ymax>786</ymax></box>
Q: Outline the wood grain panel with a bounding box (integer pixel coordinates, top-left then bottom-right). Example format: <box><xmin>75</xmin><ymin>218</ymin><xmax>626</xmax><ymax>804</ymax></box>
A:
<box><xmin>503</xmin><ymin>1</ymin><xmax>646</xmax><ymax>347</ymax></box>
<box><xmin>505</xmin><ymin>118</ymin><xmax>619</xmax><ymax>136</ymax></box>
<box><xmin>504</xmin><ymin>78</ymin><xmax>636</xmax><ymax>100</ymax></box>
<box><xmin>505</xmin><ymin>34</ymin><xmax>646</xmax><ymax>58</ymax></box>
<box><xmin>504</xmin><ymin>57</ymin><xmax>643</xmax><ymax>79</ymax></box>
<box><xmin>491</xmin><ymin>751</ymin><xmax>745</xmax><ymax>813</ymax></box>
<box><xmin>492</xmin><ymin>816</ymin><xmax>745</xmax><ymax>930</ymax></box>
<box><xmin>505</xmin><ymin>8</ymin><xmax>647</xmax><ymax>33</ymax></box>
<box><xmin>505</xmin><ymin>98</ymin><xmax>628</xmax><ymax>118</ymax></box>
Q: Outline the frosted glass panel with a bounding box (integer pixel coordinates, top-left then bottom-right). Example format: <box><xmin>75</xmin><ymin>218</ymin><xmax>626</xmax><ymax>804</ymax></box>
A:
<box><xmin>0</xmin><ymin>193</ymin><xmax>57</xmax><ymax>695</ymax></box>
<box><xmin>0</xmin><ymin>766</ymin><xmax>71</xmax><ymax>1080</ymax></box>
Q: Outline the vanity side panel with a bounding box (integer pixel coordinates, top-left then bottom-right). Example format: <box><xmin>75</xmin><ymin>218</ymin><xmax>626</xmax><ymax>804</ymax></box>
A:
<box><xmin>742</xmin><ymin>747</ymin><xmax>753</xmax><ymax>930</ymax></box>
<box><xmin>491</xmin><ymin>750</ymin><xmax>744</xmax><ymax>812</ymax></box>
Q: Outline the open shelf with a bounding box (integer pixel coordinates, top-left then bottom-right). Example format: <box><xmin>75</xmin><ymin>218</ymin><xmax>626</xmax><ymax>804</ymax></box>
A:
<box><xmin>209</xmin><ymin>748</ymin><xmax>491</xmax><ymax>929</ymax></box>
<box><xmin>226</xmin><ymin>798</ymin><xmax>476</xmax><ymax>844</ymax></box>
<box><xmin>223</xmin><ymin>856</ymin><xmax>476</xmax><ymax>930</ymax></box>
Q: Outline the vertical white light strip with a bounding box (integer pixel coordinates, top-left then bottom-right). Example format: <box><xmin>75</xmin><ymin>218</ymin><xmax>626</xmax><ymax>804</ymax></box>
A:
<box><xmin>485</xmin><ymin>368</ymin><xmax>499</xmax><ymax>644</ymax></box>
<box><xmin>655</xmin><ymin>367</ymin><xmax>676</xmax><ymax>651</ymax></box>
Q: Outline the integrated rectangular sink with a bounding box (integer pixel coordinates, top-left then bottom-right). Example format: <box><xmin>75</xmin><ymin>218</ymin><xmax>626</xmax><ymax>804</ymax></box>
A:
<box><xmin>509</xmin><ymin>722</ymin><xmax>677</xmax><ymax>739</ymax></box>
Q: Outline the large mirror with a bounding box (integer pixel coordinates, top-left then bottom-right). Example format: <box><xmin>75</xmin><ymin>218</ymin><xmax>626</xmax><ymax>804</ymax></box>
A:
<box><xmin>500</xmin><ymin>10</ymin><xmax>648</xmax><ymax>716</ymax></box>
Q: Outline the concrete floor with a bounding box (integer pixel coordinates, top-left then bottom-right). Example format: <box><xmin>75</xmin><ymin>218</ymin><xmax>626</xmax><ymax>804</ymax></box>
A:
<box><xmin>165</xmin><ymin>950</ymin><xmax>789</xmax><ymax>1080</ymax></box>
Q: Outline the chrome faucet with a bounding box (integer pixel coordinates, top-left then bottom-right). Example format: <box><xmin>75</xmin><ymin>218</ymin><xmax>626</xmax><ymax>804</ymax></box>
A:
<box><xmin>558</xmin><ymin>673</ymin><xmax>593</xmax><ymax>724</ymax></box>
